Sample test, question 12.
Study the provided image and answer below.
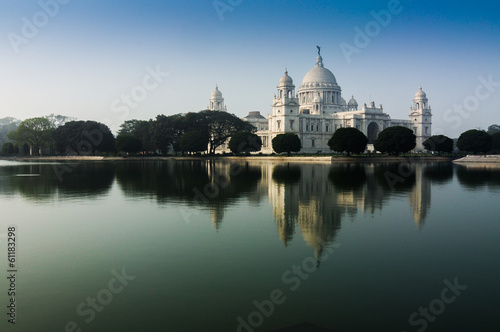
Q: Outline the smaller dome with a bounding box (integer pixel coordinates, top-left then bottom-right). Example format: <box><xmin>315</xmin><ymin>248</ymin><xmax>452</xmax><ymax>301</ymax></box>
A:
<box><xmin>211</xmin><ymin>85</ymin><xmax>223</xmax><ymax>99</ymax></box>
<box><xmin>341</xmin><ymin>97</ymin><xmax>347</xmax><ymax>106</ymax></box>
<box><xmin>313</xmin><ymin>93</ymin><xmax>321</xmax><ymax>103</ymax></box>
<box><xmin>279</xmin><ymin>70</ymin><xmax>293</xmax><ymax>86</ymax></box>
<box><xmin>415</xmin><ymin>86</ymin><xmax>427</xmax><ymax>99</ymax></box>
<box><xmin>348</xmin><ymin>96</ymin><xmax>358</xmax><ymax>107</ymax></box>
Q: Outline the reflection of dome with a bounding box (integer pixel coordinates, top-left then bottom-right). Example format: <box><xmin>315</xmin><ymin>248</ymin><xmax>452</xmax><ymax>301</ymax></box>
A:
<box><xmin>211</xmin><ymin>85</ymin><xmax>223</xmax><ymax>98</ymax></box>
<box><xmin>415</xmin><ymin>86</ymin><xmax>426</xmax><ymax>99</ymax></box>
<box><xmin>301</xmin><ymin>55</ymin><xmax>337</xmax><ymax>86</ymax></box>
<box><xmin>348</xmin><ymin>96</ymin><xmax>358</xmax><ymax>107</ymax></box>
<box><xmin>279</xmin><ymin>70</ymin><xmax>293</xmax><ymax>86</ymax></box>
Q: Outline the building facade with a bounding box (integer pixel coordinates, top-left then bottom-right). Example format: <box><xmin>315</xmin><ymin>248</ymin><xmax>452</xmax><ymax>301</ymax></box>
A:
<box><xmin>212</xmin><ymin>51</ymin><xmax>432</xmax><ymax>153</ymax></box>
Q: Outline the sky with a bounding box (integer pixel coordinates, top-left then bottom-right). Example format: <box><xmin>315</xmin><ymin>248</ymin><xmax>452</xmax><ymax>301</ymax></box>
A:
<box><xmin>0</xmin><ymin>0</ymin><xmax>499</xmax><ymax>137</ymax></box>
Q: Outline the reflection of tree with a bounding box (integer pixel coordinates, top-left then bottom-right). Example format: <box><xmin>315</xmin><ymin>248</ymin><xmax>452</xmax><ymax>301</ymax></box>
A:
<box><xmin>115</xmin><ymin>160</ymin><xmax>263</xmax><ymax>229</ymax></box>
<box><xmin>271</xmin><ymin>164</ymin><xmax>301</xmax><ymax>184</ymax></box>
<box><xmin>0</xmin><ymin>162</ymin><xmax>115</xmax><ymax>201</ymax></box>
<box><xmin>423</xmin><ymin>163</ymin><xmax>454</xmax><ymax>185</ymax></box>
<box><xmin>456</xmin><ymin>165</ymin><xmax>500</xmax><ymax>190</ymax></box>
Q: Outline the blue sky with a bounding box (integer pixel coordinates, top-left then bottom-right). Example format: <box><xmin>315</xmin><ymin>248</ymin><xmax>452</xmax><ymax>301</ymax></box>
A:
<box><xmin>1</xmin><ymin>0</ymin><xmax>499</xmax><ymax>136</ymax></box>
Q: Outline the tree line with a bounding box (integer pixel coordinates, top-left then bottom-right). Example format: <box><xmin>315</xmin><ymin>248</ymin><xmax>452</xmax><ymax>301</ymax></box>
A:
<box><xmin>1</xmin><ymin>111</ymin><xmax>500</xmax><ymax>156</ymax></box>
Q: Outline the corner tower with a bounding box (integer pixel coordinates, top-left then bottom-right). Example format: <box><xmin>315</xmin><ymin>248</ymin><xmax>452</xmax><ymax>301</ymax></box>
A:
<box><xmin>409</xmin><ymin>87</ymin><xmax>432</xmax><ymax>151</ymax></box>
<box><xmin>271</xmin><ymin>70</ymin><xmax>299</xmax><ymax>135</ymax></box>
<box><xmin>208</xmin><ymin>85</ymin><xmax>227</xmax><ymax>111</ymax></box>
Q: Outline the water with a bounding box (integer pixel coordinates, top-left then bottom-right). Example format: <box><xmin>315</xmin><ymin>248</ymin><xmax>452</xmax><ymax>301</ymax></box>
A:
<box><xmin>0</xmin><ymin>159</ymin><xmax>499</xmax><ymax>332</ymax></box>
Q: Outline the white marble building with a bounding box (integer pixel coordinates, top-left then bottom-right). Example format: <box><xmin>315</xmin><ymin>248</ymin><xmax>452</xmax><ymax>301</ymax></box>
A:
<box><xmin>210</xmin><ymin>50</ymin><xmax>432</xmax><ymax>153</ymax></box>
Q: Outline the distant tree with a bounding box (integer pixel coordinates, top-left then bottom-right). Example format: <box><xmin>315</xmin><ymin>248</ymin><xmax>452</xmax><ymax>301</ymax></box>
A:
<box><xmin>8</xmin><ymin>117</ymin><xmax>55</xmax><ymax>155</ymax></box>
<box><xmin>491</xmin><ymin>132</ymin><xmax>500</xmax><ymax>152</ymax></box>
<box><xmin>0</xmin><ymin>117</ymin><xmax>20</xmax><ymax>149</ymax></box>
<box><xmin>423</xmin><ymin>135</ymin><xmax>454</xmax><ymax>155</ymax></box>
<box><xmin>328</xmin><ymin>127</ymin><xmax>368</xmax><ymax>156</ymax></box>
<box><xmin>228</xmin><ymin>132</ymin><xmax>262</xmax><ymax>155</ymax></box>
<box><xmin>180</xmin><ymin>131</ymin><xmax>208</xmax><ymax>154</ymax></box>
<box><xmin>487</xmin><ymin>124</ymin><xmax>500</xmax><ymax>135</ymax></box>
<box><xmin>53</xmin><ymin>121</ymin><xmax>115</xmax><ymax>155</ymax></box>
<box><xmin>118</xmin><ymin>119</ymin><xmax>152</xmax><ymax>152</ymax></box>
<box><xmin>457</xmin><ymin>129</ymin><xmax>492</xmax><ymax>154</ymax></box>
<box><xmin>374</xmin><ymin>126</ymin><xmax>416</xmax><ymax>156</ymax></box>
<box><xmin>150</xmin><ymin>115</ymin><xmax>176</xmax><ymax>155</ymax></box>
<box><xmin>44</xmin><ymin>114</ymin><xmax>76</xmax><ymax>128</ymax></box>
<box><xmin>1</xmin><ymin>142</ymin><xmax>15</xmax><ymax>156</ymax></box>
<box><xmin>115</xmin><ymin>134</ymin><xmax>142</xmax><ymax>154</ymax></box>
<box><xmin>272</xmin><ymin>133</ymin><xmax>301</xmax><ymax>156</ymax></box>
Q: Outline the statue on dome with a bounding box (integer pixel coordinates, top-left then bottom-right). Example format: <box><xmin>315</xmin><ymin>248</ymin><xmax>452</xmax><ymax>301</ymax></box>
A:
<box><xmin>317</xmin><ymin>45</ymin><xmax>321</xmax><ymax>55</ymax></box>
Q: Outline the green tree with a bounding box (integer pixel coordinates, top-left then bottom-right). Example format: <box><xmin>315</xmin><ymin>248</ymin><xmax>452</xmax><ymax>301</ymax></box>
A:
<box><xmin>328</xmin><ymin>127</ymin><xmax>368</xmax><ymax>156</ymax></box>
<box><xmin>423</xmin><ymin>135</ymin><xmax>454</xmax><ymax>155</ymax></box>
<box><xmin>491</xmin><ymin>132</ymin><xmax>500</xmax><ymax>152</ymax></box>
<box><xmin>374</xmin><ymin>126</ymin><xmax>416</xmax><ymax>156</ymax></box>
<box><xmin>1</xmin><ymin>142</ymin><xmax>15</xmax><ymax>156</ymax></box>
<box><xmin>272</xmin><ymin>133</ymin><xmax>301</xmax><ymax>156</ymax></box>
<box><xmin>8</xmin><ymin>117</ymin><xmax>55</xmax><ymax>155</ymax></box>
<box><xmin>115</xmin><ymin>134</ymin><xmax>142</xmax><ymax>154</ymax></box>
<box><xmin>179</xmin><ymin>131</ymin><xmax>208</xmax><ymax>154</ymax></box>
<box><xmin>228</xmin><ymin>132</ymin><xmax>262</xmax><ymax>155</ymax></box>
<box><xmin>0</xmin><ymin>117</ymin><xmax>20</xmax><ymax>149</ymax></box>
<box><xmin>118</xmin><ymin>119</ymin><xmax>152</xmax><ymax>152</ymax></box>
<box><xmin>456</xmin><ymin>129</ymin><xmax>492</xmax><ymax>154</ymax></box>
<box><xmin>53</xmin><ymin>121</ymin><xmax>115</xmax><ymax>155</ymax></box>
<box><xmin>150</xmin><ymin>115</ymin><xmax>177</xmax><ymax>155</ymax></box>
<box><xmin>201</xmin><ymin>110</ymin><xmax>255</xmax><ymax>154</ymax></box>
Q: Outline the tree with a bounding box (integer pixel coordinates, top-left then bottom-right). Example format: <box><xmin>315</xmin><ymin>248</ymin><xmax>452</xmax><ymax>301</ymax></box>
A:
<box><xmin>1</xmin><ymin>142</ymin><xmax>15</xmax><ymax>156</ymax></box>
<box><xmin>272</xmin><ymin>133</ymin><xmax>301</xmax><ymax>156</ymax></box>
<box><xmin>457</xmin><ymin>129</ymin><xmax>492</xmax><ymax>154</ymax></box>
<box><xmin>8</xmin><ymin>117</ymin><xmax>55</xmax><ymax>155</ymax></box>
<box><xmin>228</xmin><ymin>132</ymin><xmax>262</xmax><ymax>155</ymax></box>
<box><xmin>179</xmin><ymin>131</ymin><xmax>208</xmax><ymax>154</ymax></box>
<box><xmin>44</xmin><ymin>114</ymin><xmax>76</xmax><ymax>128</ymax></box>
<box><xmin>118</xmin><ymin>119</ymin><xmax>152</xmax><ymax>152</ymax></box>
<box><xmin>0</xmin><ymin>117</ymin><xmax>20</xmax><ymax>149</ymax></box>
<box><xmin>115</xmin><ymin>134</ymin><xmax>142</xmax><ymax>154</ymax></box>
<box><xmin>374</xmin><ymin>126</ymin><xmax>416</xmax><ymax>156</ymax></box>
<box><xmin>328</xmin><ymin>127</ymin><xmax>368</xmax><ymax>156</ymax></box>
<box><xmin>201</xmin><ymin>110</ymin><xmax>255</xmax><ymax>154</ymax></box>
<box><xmin>423</xmin><ymin>135</ymin><xmax>454</xmax><ymax>155</ymax></box>
<box><xmin>150</xmin><ymin>115</ymin><xmax>177</xmax><ymax>155</ymax></box>
<box><xmin>491</xmin><ymin>132</ymin><xmax>500</xmax><ymax>152</ymax></box>
<box><xmin>53</xmin><ymin>121</ymin><xmax>115</xmax><ymax>155</ymax></box>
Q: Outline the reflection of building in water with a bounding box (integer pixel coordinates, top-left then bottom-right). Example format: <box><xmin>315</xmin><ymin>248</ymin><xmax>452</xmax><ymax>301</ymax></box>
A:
<box><xmin>267</xmin><ymin>163</ymin><xmax>433</xmax><ymax>255</ymax></box>
<box><xmin>409</xmin><ymin>164</ymin><xmax>431</xmax><ymax>230</ymax></box>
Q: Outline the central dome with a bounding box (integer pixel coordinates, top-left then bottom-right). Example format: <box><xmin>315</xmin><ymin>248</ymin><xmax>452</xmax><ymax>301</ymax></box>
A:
<box><xmin>301</xmin><ymin>55</ymin><xmax>337</xmax><ymax>86</ymax></box>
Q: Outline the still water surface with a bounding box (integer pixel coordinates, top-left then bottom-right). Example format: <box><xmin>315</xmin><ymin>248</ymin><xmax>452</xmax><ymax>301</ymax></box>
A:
<box><xmin>0</xmin><ymin>159</ymin><xmax>499</xmax><ymax>332</ymax></box>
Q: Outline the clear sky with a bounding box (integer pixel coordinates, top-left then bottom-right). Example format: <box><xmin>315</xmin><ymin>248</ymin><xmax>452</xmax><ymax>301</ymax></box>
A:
<box><xmin>1</xmin><ymin>0</ymin><xmax>499</xmax><ymax>137</ymax></box>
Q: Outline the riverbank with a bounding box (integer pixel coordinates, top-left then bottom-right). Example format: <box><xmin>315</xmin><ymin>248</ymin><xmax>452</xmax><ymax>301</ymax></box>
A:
<box><xmin>453</xmin><ymin>155</ymin><xmax>500</xmax><ymax>164</ymax></box>
<box><xmin>0</xmin><ymin>155</ymin><xmax>454</xmax><ymax>163</ymax></box>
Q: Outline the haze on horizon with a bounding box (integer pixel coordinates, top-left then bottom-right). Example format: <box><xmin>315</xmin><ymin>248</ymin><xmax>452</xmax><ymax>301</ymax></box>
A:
<box><xmin>1</xmin><ymin>0</ymin><xmax>499</xmax><ymax>137</ymax></box>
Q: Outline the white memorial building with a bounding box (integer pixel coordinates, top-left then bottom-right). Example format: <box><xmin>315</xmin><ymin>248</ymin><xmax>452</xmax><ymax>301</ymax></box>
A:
<box><xmin>211</xmin><ymin>50</ymin><xmax>432</xmax><ymax>153</ymax></box>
